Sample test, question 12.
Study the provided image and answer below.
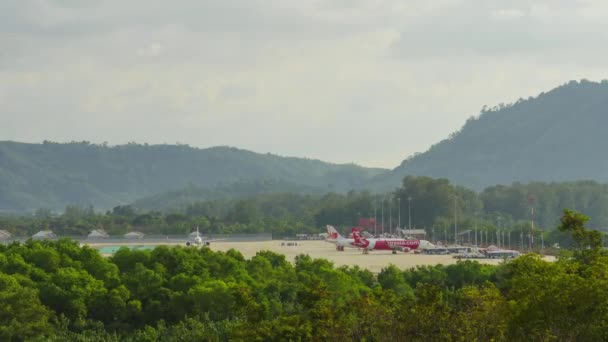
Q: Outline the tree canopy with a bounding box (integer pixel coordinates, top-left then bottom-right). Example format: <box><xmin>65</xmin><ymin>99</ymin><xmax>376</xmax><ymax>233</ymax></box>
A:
<box><xmin>1</xmin><ymin>209</ymin><xmax>608</xmax><ymax>341</ymax></box>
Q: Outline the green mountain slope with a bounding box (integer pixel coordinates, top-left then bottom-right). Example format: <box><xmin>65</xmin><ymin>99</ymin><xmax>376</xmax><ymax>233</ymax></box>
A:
<box><xmin>375</xmin><ymin>80</ymin><xmax>608</xmax><ymax>190</ymax></box>
<box><xmin>131</xmin><ymin>179</ymin><xmax>328</xmax><ymax>211</ymax></box>
<box><xmin>0</xmin><ymin>142</ymin><xmax>385</xmax><ymax>212</ymax></box>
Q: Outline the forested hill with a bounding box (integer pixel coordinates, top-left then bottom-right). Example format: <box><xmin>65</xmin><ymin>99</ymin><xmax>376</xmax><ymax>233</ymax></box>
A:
<box><xmin>0</xmin><ymin>141</ymin><xmax>385</xmax><ymax>212</ymax></box>
<box><xmin>376</xmin><ymin>80</ymin><xmax>608</xmax><ymax>190</ymax></box>
<box><xmin>131</xmin><ymin>179</ymin><xmax>328</xmax><ymax>211</ymax></box>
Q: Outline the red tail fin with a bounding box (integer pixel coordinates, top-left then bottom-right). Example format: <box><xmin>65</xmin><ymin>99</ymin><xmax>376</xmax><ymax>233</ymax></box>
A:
<box><xmin>351</xmin><ymin>228</ymin><xmax>362</xmax><ymax>243</ymax></box>
<box><xmin>326</xmin><ymin>225</ymin><xmax>339</xmax><ymax>240</ymax></box>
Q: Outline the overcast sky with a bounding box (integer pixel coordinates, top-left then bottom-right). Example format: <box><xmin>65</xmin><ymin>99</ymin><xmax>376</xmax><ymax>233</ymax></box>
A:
<box><xmin>2</xmin><ymin>0</ymin><xmax>608</xmax><ymax>168</ymax></box>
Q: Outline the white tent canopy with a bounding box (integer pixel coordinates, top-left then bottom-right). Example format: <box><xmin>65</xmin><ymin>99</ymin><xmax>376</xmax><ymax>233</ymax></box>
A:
<box><xmin>0</xmin><ymin>230</ymin><xmax>11</xmax><ymax>240</ymax></box>
<box><xmin>400</xmin><ymin>229</ymin><xmax>427</xmax><ymax>235</ymax></box>
<box><xmin>124</xmin><ymin>231</ymin><xmax>145</xmax><ymax>239</ymax></box>
<box><xmin>32</xmin><ymin>230</ymin><xmax>56</xmax><ymax>239</ymax></box>
<box><xmin>88</xmin><ymin>229</ymin><xmax>109</xmax><ymax>239</ymax></box>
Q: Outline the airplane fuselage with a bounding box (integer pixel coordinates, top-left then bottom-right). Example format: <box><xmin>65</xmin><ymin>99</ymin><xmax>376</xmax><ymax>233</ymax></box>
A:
<box><xmin>351</xmin><ymin>238</ymin><xmax>420</xmax><ymax>251</ymax></box>
<box><xmin>326</xmin><ymin>238</ymin><xmax>355</xmax><ymax>247</ymax></box>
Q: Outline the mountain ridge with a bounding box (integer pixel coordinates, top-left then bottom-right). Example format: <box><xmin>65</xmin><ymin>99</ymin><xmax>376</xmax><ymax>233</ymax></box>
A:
<box><xmin>3</xmin><ymin>80</ymin><xmax>608</xmax><ymax>212</ymax></box>
<box><xmin>0</xmin><ymin>141</ymin><xmax>385</xmax><ymax>212</ymax></box>
<box><xmin>375</xmin><ymin>79</ymin><xmax>608</xmax><ymax>190</ymax></box>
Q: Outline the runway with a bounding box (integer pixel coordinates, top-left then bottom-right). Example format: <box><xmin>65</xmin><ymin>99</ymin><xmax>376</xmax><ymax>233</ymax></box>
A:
<box><xmin>86</xmin><ymin>239</ymin><xmax>518</xmax><ymax>273</ymax></box>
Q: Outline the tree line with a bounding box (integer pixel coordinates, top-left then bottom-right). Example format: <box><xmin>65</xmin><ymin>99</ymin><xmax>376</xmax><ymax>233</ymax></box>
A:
<box><xmin>2</xmin><ymin>176</ymin><xmax>608</xmax><ymax>248</ymax></box>
<box><xmin>1</xmin><ymin>210</ymin><xmax>607</xmax><ymax>341</ymax></box>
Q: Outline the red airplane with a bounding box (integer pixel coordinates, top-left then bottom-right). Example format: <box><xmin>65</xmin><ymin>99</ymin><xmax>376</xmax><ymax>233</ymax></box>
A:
<box><xmin>351</xmin><ymin>228</ymin><xmax>420</xmax><ymax>254</ymax></box>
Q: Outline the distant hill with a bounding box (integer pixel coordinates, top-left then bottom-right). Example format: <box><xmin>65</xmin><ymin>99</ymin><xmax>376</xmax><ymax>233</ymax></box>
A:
<box><xmin>132</xmin><ymin>179</ymin><xmax>327</xmax><ymax>211</ymax></box>
<box><xmin>375</xmin><ymin>80</ymin><xmax>608</xmax><ymax>190</ymax></box>
<box><xmin>0</xmin><ymin>142</ymin><xmax>385</xmax><ymax>212</ymax></box>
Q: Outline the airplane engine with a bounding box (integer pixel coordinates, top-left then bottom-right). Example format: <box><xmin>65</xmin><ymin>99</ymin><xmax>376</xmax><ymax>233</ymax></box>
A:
<box><xmin>205</xmin><ymin>242</ymin><xmax>210</xmax><ymax>246</ymax></box>
<box><xmin>186</xmin><ymin>242</ymin><xmax>191</xmax><ymax>246</ymax></box>
<box><xmin>367</xmin><ymin>240</ymin><xmax>376</xmax><ymax>250</ymax></box>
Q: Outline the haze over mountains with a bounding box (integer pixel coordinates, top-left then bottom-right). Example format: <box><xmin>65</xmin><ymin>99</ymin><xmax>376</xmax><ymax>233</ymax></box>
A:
<box><xmin>1</xmin><ymin>80</ymin><xmax>607</xmax><ymax>212</ymax></box>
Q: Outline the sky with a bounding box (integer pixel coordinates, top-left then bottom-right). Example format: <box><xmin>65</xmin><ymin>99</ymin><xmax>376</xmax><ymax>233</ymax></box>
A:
<box><xmin>1</xmin><ymin>0</ymin><xmax>608</xmax><ymax>169</ymax></box>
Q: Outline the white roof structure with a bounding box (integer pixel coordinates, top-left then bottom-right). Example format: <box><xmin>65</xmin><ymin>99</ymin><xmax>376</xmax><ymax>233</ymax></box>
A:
<box><xmin>124</xmin><ymin>231</ymin><xmax>145</xmax><ymax>239</ymax></box>
<box><xmin>88</xmin><ymin>229</ymin><xmax>109</xmax><ymax>239</ymax></box>
<box><xmin>362</xmin><ymin>231</ymin><xmax>374</xmax><ymax>238</ymax></box>
<box><xmin>32</xmin><ymin>230</ymin><xmax>57</xmax><ymax>239</ymax></box>
<box><xmin>400</xmin><ymin>229</ymin><xmax>427</xmax><ymax>236</ymax></box>
<box><xmin>0</xmin><ymin>230</ymin><xmax>11</xmax><ymax>240</ymax></box>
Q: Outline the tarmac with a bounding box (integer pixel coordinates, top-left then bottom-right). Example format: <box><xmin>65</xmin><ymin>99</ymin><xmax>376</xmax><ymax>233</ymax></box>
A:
<box><xmin>85</xmin><ymin>239</ymin><xmax>525</xmax><ymax>273</ymax></box>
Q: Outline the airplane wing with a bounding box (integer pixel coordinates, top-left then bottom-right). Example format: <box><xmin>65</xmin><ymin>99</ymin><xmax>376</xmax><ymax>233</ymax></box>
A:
<box><xmin>185</xmin><ymin>238</ymin><xmax>225</xmax><ymax>246</ymax></box>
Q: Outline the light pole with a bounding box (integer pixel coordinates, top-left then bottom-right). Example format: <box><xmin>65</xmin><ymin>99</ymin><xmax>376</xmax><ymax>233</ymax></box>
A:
<box><xmin>398</xmin><ymin>197</ymin><xmax>401</xmax><ymax>230</ymax></box>
<box><xmin>497</xmin><ymin>215</ymin><xmax>502</xmax><ymax>248</ymax></box>
<box><xmin>389</xmin><ymin>200</ymin><xmax>392</xmax><ymax>236</ymax></box>
<box><xmin>474</xmin><ymin>212</ymin><xmax>477</xmax><ymax>246</ymax></box>
<box><xmin>408</xmin><ymin>196</ymin><xmax>412</xmax><ymax>230</ymax></box>
<box><xmin>496</xmin><ymin>230</ymin><xmax>500</xmax><ymax>248</ymax></box>
<box><xmin>454</xmin><ymin>196</ymin><xmax>458</xmax><ymax>245</ymax></box>
<box><xmin>381</xmin><ymin>199</ymin><xmax>384</xmax><ymax>235</ymax></box>
<box><xmin>541</xmin><ymin>227</ymin><xmax>545</xmax><ymax>250</ymax></box>
<box><xmin>374</xmin><ymin>204</ymin><xmax>377</xmax><ymax>237</ymax></box>
<box><xmin>530</xmin><ymin>207</ymin><xmax>534</xmax><ymax>251</ymax></box>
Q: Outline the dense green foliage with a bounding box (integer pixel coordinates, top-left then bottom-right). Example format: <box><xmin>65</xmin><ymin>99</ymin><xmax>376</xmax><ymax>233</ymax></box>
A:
<box><xmin>130</xmin><ymin>176</ymin><xmax>608</xmax><ymax>240</ymax></box>
<box><xmin>378</xmin><ymin>80</ymin><xmax>608</xmax><ymax>190</ymax></box>
<box><xmin>0</xmin><ymin>191</ymin><xmax>378</xmax><ymax>238</ymax></box>
<box><xmin>4</xmin><ymin>176</ymin><xmax>608</xmax><ymax>251</ymax></box>
<box><xmin>0</xmin><ymin>141</ymin><xmax>384</xmax><ymax>212</ymax></box>
<box><xmin>132</xmin><ymin>180</ymin><xmax>327</xmax><ymax>211</ymax></box>
<box><xmin>0</xmin><ymin>210</ymin><xmax>607</xmax><ymax>341</ymax></box>
<box><xmin>481</xmin><ymin>180</ymin><xmax>608</xmax><ymax>229</ymax></box>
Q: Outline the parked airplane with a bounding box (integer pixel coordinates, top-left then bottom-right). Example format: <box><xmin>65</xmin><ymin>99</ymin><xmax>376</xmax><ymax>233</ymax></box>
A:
<box><xmin>351</xmin><ymin>229</ymin><xmax>421</xmax><ymax>254</ymax></box>
<box><xmin>485</xmin><ymin>249</ymin><xmax>521</xmax><ymax>259</ymax></box>
<box><xmin>324</xmin><ymin>225</ymin><xmax>355</xmax><ymax>251</ymax></box>
<box><xmin>185</xmin><ymin>227</ymin><xmax>221</xmax><ymax>247</ymax></box>
<box><xmin>418</xmin><ymin>239</ymin><xmax>436</xmax><ymax>250</ymax></box>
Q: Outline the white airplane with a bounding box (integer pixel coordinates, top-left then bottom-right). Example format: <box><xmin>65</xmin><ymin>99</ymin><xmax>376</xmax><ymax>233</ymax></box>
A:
<box><xmin>418</xmin><ymin>240</ymin><xmax>436</xmax><ymax>249</ymax></box>
<box><xmin>485</xmin><ymin>248</ymin><xmax>521</xmax><ymax>259</ymax></box>
<box><xmin>324</xmin><ymin>225</ymin><xmax>356</xmax><ymax>251</ymax></box>
<box><xmin>185</xmin><ymin>227</ymin><xmax>222</xmax><ymax>247</ymax></box>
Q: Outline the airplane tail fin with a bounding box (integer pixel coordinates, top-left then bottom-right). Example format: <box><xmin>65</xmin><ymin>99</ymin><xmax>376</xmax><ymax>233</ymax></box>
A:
<box><xmin>326</xmin><ymin>225</ymin><xmax>342</xmax><ymax>240</ymax></box>
<box><xmin>351</xmin><ymin>228</ymin><xmax>363</xmax><ymax>243</ymax></box>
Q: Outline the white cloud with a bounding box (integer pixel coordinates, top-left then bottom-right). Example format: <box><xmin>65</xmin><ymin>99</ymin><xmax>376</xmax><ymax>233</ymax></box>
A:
<box><xmin>1</xmin><ymin>0</ymin><xmax>607</xmax><ymax>168</ymax></box>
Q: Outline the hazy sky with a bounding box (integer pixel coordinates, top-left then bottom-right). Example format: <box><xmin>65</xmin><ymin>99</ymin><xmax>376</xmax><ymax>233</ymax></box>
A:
<box><xmin>2</xmin><ymin>1</ymin><xmax>608</xmax><ymax>168</ymax></box>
